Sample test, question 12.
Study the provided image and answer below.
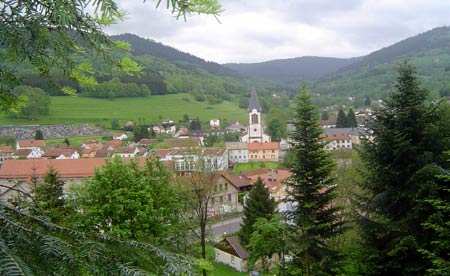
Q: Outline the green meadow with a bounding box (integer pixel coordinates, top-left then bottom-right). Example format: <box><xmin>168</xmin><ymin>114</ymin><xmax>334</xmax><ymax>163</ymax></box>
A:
<box><xmin>0</xmin><ymin>94</ymin><xmax>247</xmax><ymax>128</ymax></box>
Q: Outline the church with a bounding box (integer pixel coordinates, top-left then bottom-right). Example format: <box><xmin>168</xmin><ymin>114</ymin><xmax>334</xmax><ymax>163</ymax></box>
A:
<box><xmin>240</xmin><ymin>87</ymin><xmax>271</xmax><ymax>143</ymax></box>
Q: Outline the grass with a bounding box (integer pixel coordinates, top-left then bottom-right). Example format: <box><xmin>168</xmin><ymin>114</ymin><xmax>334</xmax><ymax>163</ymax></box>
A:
<box><xmin>211</xmin><ymin>262</ymin><xmax>248</xmax><ymax>276</ymax></box>
<box><xmin>44</xmin><ymin>135</ymin><xmax>110</xmax><ymax>147</ymax></box>
<box><xmin>0</xmin><ymin>94</ymin><xmax>247</xmax><ymax>127</ymax></box>
<box><xmin>233</xmin><ymin>161</ymin><xmax>280</xmax><ymax>174</ymax></box>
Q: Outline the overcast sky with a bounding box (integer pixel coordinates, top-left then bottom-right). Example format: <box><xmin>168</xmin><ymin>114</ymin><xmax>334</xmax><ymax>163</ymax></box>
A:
<box><xmin>104</xmin><ymin>0</ymin><xmax>450</xmax><ymax>64</ymax></box>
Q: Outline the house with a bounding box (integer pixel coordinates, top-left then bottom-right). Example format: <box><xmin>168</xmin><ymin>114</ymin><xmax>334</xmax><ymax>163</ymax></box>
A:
<box><xmin>16</xmin><ymin>139</ymin><xmax>46</xmax><ymax>150</ymax></box>
<box><xmin>104</xmin><ymin>140</ymin><xmax>122</xmax><ymax>150</ymax></box>
<box><xmin>320</xmin><ymin>133</ymin><xmax>352</xmax><ymax>151</ymax></box>
<box><xmin>0</xmin><ymin>146</ymin><xmax>14</xmax><ymax>163</ymax></box>
<box><xmin>214</xmin><ymin>236</ymin><xmax>249</xmax><ymax>272</ymax></box>
<box><xmin>0</xmin><ymin>158</ymin><xmax>106</xmax><ymax>201</ymax></box>
<box><xmin>226</xmin><ymin>121</ymin><xmax>246</xmax><ymax>133</ymax></box>
<box><xmin>152</xmin><ymin>125</ymin><xmax>165</xmax><ymax>135</ymax></box>
<box><xmin>13</xmin><ymin>148</ymin><xmax>43</xmax><ymax>159</ymax></box>
<box><xmin>209</xmin><ymin>172</ymin><xmax>243</xmax><ymax>216</ymax></box>
<box><xmin>112</xmin><ymin>133</ymin><xmax>128</xmax><ymax>141</ymax></box>
<box><xmin>248</xmin><ymin>142</ymin><xmax>279</xmax><ymax>162</ymax></box>
<box><xmin>113</xmin><ymin>147</ymin><xmax>139</xmax><ymax>158</ymax></box>
<box><xmin>42</xmin><ymin>149</ymin><xmax>80</xmax><ymax>159</ymax></box>
<box><xmin>242</xmin><ymin>168</ymin><xmax>291</xmax><ymax>205</ymax></box>
<box><xmin>81</xmin><ymin>139</ymin><xmax>103</xmax><ymax>150</ymax></box>
<box><xmin>164</xmin><ymin>137</ymin><xmax>202</xmax><ymax>149</ymax></box>
<box><xmin>318</xmin><ymin>118</ymin><xmax>336</xmax><ymax>128</ymax></box>
<box><xmin>225</xmin><ymin>142</ymin><xmax>248</xmax><ymax>164</ymax></box>
<box><xmin>210</xmin><ymin>118</ymin><xmax>220</xmax><ymax>129</ymax></box>
<box><xmin>138</xmin><ymin>139</ymin><xmax>158</xmax><ymax>146</ymax></box>
<box><xmin>166</xmin><ymin>147</ymin><xmax>228</xmax><ymax>173</ymax></box>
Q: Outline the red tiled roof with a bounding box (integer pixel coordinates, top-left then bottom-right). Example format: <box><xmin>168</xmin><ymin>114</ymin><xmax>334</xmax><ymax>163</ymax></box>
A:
<box><xmin>0</xmin><ymin>146</ymin><xmax>13</xmax><ymax>153</ymax></box>
<box><xmin>0</xmin><ymin>158</ymin><xmax>106</xmax><ymax>179</ymax></box>
<box><xmin>138</xmin><ymin>139</ymin><xmax>158</xmax><ymax>145</ymax></box>
<box><xmin>320</xmin><ymin>134</ymin><xmax>351</xmax><ymax>141</ymax></box>
<box><xmin>220</xmin><ymin>172</ymin><xmax>252</xmax><ymax>188</ymax></box>
<box><xmin>104</xmin><ymin>140</ymin><xmax>122</xmax><ymax>148</ymax></box>
<box><xmin>42</xmin><ymin>149</ymin><xmax>77</xmax><ymax>158</ymax></box>
<box><xmin>17</xmin><ymin>140</ymin><xmax>46</xmax><ymax>148</ymax></box>
<box><xmin>248</xmin><ymin>142</ymin><xmax>279</xmax><ymax>150</ymax></box>
<box><xmin>13</xmin><ymin>149</ymin><xmax>32</xmax><ymax>157</ymax></box>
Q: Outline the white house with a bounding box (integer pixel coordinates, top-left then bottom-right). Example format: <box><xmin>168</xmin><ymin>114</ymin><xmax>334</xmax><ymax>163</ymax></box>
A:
<box><xmin>13</xmin><ymin>148</ymin><xmax>43</xmax><ymax>159</ymax></box>
<box><xmin>166</xmin><ymin>148</ymin><xmax>228</xmax><ymax>173</ymax></box>
<box><xmin>16</xmin><ymin>139</ymin><xmax>46</xmax><ymax>150</ymax></box>
<box><xmin>210</xmin><ymin>118</ymin><xmax>220</xmax><ymax>129</ymax></box>
<box><xmin>112</xmin><ymin>133</ymin><xmax>128</xmax><ymax>141</ymax></box>
<box><xmin>225</xmin><ymin>142</ymin><xmax>248</xmax><ymax>164</ymax></box>
<box><xmin>214</xmin><ymin>236</ymin><xmax>249</xmax><ymax>272</ymax></box>
<box><xmin>42</xmin><ymin>149</ymin><xmax>80</xmax><ymax>159</ymax></box>
<box><xmin>113</xmin><ymin>147</ymin><xmax>139</xmax><ymax>158</ymax></box>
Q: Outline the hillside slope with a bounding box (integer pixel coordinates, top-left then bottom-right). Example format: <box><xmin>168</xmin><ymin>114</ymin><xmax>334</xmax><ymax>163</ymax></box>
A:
<box><xmin>224</xmin><ymin>56</ymin><xmax>360</xmax><ymax>86</ymax></box>
<box><xmin>313</xmin><ymin>26</ymin><xmax>450</xmax><ymax>99</ymax></box>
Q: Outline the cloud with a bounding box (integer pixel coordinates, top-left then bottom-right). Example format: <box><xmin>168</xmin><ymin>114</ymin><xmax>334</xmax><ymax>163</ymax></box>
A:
<box><xmin>104</xmin><ymin>0</ymin><xmax>450</xmax><ymax>63</ymax></box>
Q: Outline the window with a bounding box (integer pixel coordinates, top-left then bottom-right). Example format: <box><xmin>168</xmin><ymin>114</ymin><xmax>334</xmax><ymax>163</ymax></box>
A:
<box><xmin>231</xmin><ymin>256</ymin><xmax>235</xmax><ymax>264</ymax></box>
<box><xmin>228</xmin><ymin>194</ymin><xmax>232</xmax><ymax>201</ymax></box>
<box><xmin>219</xmin><ymin>184</ymin><xmax>223</xmax><ymax>190</ymax></box>
<box><xmin>225</xmin><ymin>183</ymin><xmax>228</xmax><ymax>190</ymax></box>
<box><xmin>211</xmin><ymin>197</ymin><xmax>215</xmax><ymax>204</ymax></box>
<box><xmin>251</xmin><ymin>114</ymin><xmax>258</xmax><ymax>124</ymax></box>
<box><xmin>220</xmin><ymin>196</ymin><xmax>223</xmax><ymax>203</ymax></box>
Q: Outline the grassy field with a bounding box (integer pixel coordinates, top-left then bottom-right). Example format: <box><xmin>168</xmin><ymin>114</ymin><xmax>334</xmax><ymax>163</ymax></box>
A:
<box><xmin>211</xmin><ymin>262</ymin><xmax>248</xmax><ymax>276</ymax></box>
<box><xmin>0</xmin><ymin>94</ymin><xmax>247</xmax><ymax>127</ymax></box>
<box><xmin>233</xmin><ymin>161</ymin><xmax>280</xmax><ymax>174</ymax></box>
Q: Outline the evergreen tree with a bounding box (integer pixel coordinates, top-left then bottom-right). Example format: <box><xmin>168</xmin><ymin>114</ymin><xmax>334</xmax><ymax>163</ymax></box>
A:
<box><xmin>33</xmin><ymin>167</ymin><xmax>66</xmax><ymax>223</ymax></box>
<box><xmin>357</xmin><ymin>61</ymin><xmax>450</xmax><ymax>275</ymax></box>
<box><xmin>238</xmin><ymin>177</ymin><xmax>276</xmax><ymax>246</ymax></box>
<box><xmin>346</xmin><ymin>108</ymin><xmax>358</xmax><ymax>127</ymax></box>
<box><xmin>321</xmin><ymin>111</ymin><xmax>330</xmax><ymax>120</ymax></box>
<box><xmin>335</xmin><ymin>108</ymin><xmax>347</xmax><ymax>128</ymax></box>
<box><xmin>34</xmin><ymin>129</ymin><xmax>44</xmax><ymax>140</ymax></box>
<box><xmin>364</xmin><ymin>95</ymin><xmax>371</xmax><ymax>106</ymax></box>
<box><xmin>285</xmin><ymin>92</ymin><xmax>343</xmax><ymax>275</ymax></box>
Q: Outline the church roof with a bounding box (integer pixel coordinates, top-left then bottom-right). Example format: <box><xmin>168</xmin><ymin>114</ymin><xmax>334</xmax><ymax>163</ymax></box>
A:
<box><xmin>248</xmin><ymin>87</ymin><xmax>262</xmax><ymax>112</ymax></box>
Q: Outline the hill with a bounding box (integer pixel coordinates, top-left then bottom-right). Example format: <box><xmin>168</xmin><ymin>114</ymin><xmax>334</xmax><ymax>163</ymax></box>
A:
<box><xmin>224</xmin><ymin>56</ymin><xmax>360</xmax><ymax>87</ymax></box>
<box><xmin>312</xmin><ymin>26</ymin><xmax>450</xmax><ymax>100</ymax></box>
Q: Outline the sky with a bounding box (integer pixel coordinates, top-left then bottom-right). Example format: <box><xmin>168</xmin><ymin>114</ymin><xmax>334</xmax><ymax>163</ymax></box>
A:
<box><xmin>104</xmin><ymin>0</ymin><xmax>450</xmax><ymax>64</ymax></box>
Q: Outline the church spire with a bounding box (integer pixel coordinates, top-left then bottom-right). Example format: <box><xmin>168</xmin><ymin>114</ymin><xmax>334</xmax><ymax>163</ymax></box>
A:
<box><xmin>248</xmin><ymin>87</ymin><xmax>262</xmax><ymax>112</ymax></box>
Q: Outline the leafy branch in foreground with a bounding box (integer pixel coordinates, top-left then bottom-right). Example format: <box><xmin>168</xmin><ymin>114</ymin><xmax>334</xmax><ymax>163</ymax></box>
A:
<box><xmin>0</xmin><ymin>200</ymin><xmax>197</xmax><ymax>275</ymax></box>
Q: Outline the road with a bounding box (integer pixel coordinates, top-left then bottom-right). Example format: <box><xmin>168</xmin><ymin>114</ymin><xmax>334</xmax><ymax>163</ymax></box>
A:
<box><xmin>209</xmin><ymin>216</ymin><xmax>243</xmax><ymax>240</ymax></box>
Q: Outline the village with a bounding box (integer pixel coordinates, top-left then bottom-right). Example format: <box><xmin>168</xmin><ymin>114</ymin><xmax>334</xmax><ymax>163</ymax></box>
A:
<box><xmin>0</xmin><ymin>88</ymin><xmax>371</xmax><ymax>273</ymax></box>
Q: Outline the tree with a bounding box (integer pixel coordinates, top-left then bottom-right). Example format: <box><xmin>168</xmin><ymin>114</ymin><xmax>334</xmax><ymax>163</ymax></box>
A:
<box><xmin>239</xmin><ymin>178</ymin><xmax>276</xmax><ymax>246</ymax></box>
<box><xmin>346</xmin><ymin>108</ymin><xmax>358</xmax><ymax>127</ymax></box>
<box><xmin>9</xmin><ymin>86</ymin><xmax>51</xmax><ymax>119</ymax></box>
<box><xmin>357</xmin><ymin>61</ymin><xmax>450</xmax><ymax>275</ymax></box>
<box><xmin>177</xmin><ymin>168</ymin><xmax>218</xmax><ymax>276</ymax></box>
<box><xmin>335</xmin><ymin>108</ymin><xmax>347</xmax><ymax>128</ymax></box>
<box><xmin>34</xmin><ymin>129</ymin><xmax>44</xmax><ymax>140</ymax></box>
<box><xmin>190</xmin><ymin>117</ymin><xmax>202</xmax><ymax>130</ymax></box>
<box><xmin>0</xmin><ymin>0</ymin><xmax>221</xmax><ymax>112</ymax></box>
<box><xmin>364</xmin><ymin>95</ymin><xmax>371</xmax><ymax>106</ymax></box>
<box><xmin>133</xmin><ymin>124</ymin><xmax>153</xmax><ymax>142</ymax></box>
<box><xmin>33</xmin><ymin>167</ymin><xmax>67</xmax><ymax>223</ymax></box>
<box><xmin>63</xmin><ymin>138</ymin><xmax>70</xmax><ymax>146</ymax></box>
<box><xmin>110</xmin><ymin>118</ymin><xmax>120</xmax><ymax>130</ymax></box>
<box><xmin>74</xmin><ymin>157</ymin><xmax>184</xmax><ymax>243</ymax></box>
<box><xmin>247</xmin><ymin>215</ymin><xmax>289</xmax><ymax>274</ymax></box>
<box><xmin>321</xmin><ymin>111</ymin><xmax>330</xmax><ymax>120</ymax></box>
<box><xmin>285</xmin><ymin>91</ymin><xmax>343</xmax><ymax>275</ymax></box>
<box><xmin>266</xmin><ymin>108</ymin><xmax>288</xmax><ymax>142</ymax></box>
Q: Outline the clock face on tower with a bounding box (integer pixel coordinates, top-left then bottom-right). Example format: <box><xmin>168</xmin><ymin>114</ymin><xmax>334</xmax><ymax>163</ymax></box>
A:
<box><xmin>254</xmin><ymin>128</ymin><xmax>257</xmax><ymax>132</ymax></box>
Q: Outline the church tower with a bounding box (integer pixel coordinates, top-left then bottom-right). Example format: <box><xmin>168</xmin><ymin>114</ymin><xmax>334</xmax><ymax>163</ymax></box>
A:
<box><xmin>241</xmin><ymin>87</ymin><xmax>271</xmax><ymax>143</ymax></box>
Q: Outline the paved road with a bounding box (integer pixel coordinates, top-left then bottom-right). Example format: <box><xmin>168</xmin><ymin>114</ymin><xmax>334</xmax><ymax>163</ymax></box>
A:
<box><xmin>209</xmin><ymin>216</ymin><xmax>243</xmax><ymax>240</ymax></box>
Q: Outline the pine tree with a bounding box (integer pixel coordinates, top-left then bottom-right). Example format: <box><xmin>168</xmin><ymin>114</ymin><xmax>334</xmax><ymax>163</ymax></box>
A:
<box><xmin>346</xmin><ymin>108</ymin><xmax>358</xmax><ymax>127</ymax></box>
<box><xmin>286</xmin><ymin>92</ymin><xmax>343</xmax><ymax>275</ymax></box>
<box><xmin>357</xmin><ymin>61</ymin><xmax>450</xmax><ymax>275</ymax></box>
<box><xmin>364</xmin><ymin>96</ymin><xmax>371</xmax><ymax>106</ymax></box>
<box><xmin>238</xmin><ymin>177</ymin><xmax>276</xmax><ymax>246</ymax></box>
<box><xmin>34</xmin><ymin>129</ymin><xmax>44</xmax><ymax>140</ymax></box>
<box><xmin>33</xmin><ymin>167</ymin><xmax>66</xmax><ymax>223</ymax></box>
<box><xmin>335</xmin><ymin>108</ymin><xmax>347</xmax><ymax>128</ymax></box>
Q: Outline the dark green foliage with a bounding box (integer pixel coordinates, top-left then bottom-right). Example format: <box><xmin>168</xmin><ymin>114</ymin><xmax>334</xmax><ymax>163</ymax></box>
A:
<box><xmin>110</xmin><ymin>118</ymin><xmax>120</xmax><ymax>130</ymax></box>
<box><xmin>346</xmin><ymin>108</ymin><xmax>357</xmax><ymax>127</ymax></box>
<box><xmin>313</xmin><ymin>27</ymin><xmax>450</xmax><ymax>100</ymax></box>
<box><xmin>81</xmin><ymin>77</ymin><xmax>152</xmax><ymax>98</ymax></box>
<box><xmin>336</xmin><ymin>108</ymin><xmax>347</xmax><ymax>128</ymax></box>
<box><xmin>74</xmin><ymin>157</ymin><xmax>185</xmax><ymax>243</ymax></box>
<box><xmin>190</xmin><ymin>117</ymin><xmax>202</xmax><ymax>130</ymax></box>
<box><xmin>364</xmin><ymin>96</ymin><xmax>371</xmax><ymax>106</ymax></box>
<box><xmin>33</xmin><ymin>167</ymin><xmax>67</xmax><ymax>223</ymax></box>
<box><xmin>34</xmin><ymin>129</ymin><xmax>44</xmax><ymax>140</ymax></box>
<box><xmin>9</xmin><ymin>86</ymin><xmax>51</xmax><ymax>119</ymax></box>
<box><xmin>285</xmin><ymin>92</ymin><xmax>343</xmax><ymax>275</ymax></box>
<box><xmin>63</xmin><ymin>138</ymin><xmax>70</xmax><ymax>146</ymax></box>
<box><xmin>238</xmin><ymin>178</ymin><xmax>276</xmax><ymax>246</ymax></box>
<box><xmin>0</xmin><ymin>136</ymin><xmax>16</xmax><ymax>147</ymax></box>
<box><xmin>357</xmin><ymin>61</ymin><xmax>450</xmax><ymax>275</ymax></box>
<box><xmin>321</xmin><ymin>111</ymin><xmax>330</xmax><ymax>120</ymax></box>
<box><xmin>266</xmin><ymin>108</ymin><xmax>288</xmax><ymax>142</ymax></box>
<box><xmin>133</xmin><ymin>125</ymin><xmax>153</xmax><ymax>142</ymax></box>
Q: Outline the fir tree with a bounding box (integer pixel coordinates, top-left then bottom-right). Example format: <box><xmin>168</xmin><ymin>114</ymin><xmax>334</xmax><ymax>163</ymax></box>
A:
<box><xmin>357</xmin><ymin>61</ymin><xmax>450</xmax><ymax>275</ymax></box>
<box><xmin>346</xmin><ymin>108</ymin><xmax>358</xmax><ymax>127</ymax></box>
<box><xmin>364</xmin><ymin>95</ymin><xmax>371</xmax><ymax>106</ymax></box>
<box><xmin>34</xmin><ymin>129</ymin><xmax>44</xmax><ymax>140</ymax></box>
<box><xmin>33</xmin><ymin>167</ymin><xmax>66</xmax><ymax>223</ymax></box>
<box><xmin>285</xmin><ymin>92</ymin><xmax>343</xmax><ymax>275</ymax></box>
<box><xmin>238</xmin><ymin>177</ymin><xmax>276</xmax><ymax>246</ymax></box>
<box><xmin>335</xmin><ymin>108</ymin><xmax>347</xmax><ymax>128</ymax></box>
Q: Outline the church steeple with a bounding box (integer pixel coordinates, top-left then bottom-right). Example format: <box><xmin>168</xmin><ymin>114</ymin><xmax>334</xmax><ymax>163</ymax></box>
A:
<box><xmin>248</xmin><ymin>87</ymin><xmax>262</xmax><ymax>112</ymax></box>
